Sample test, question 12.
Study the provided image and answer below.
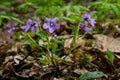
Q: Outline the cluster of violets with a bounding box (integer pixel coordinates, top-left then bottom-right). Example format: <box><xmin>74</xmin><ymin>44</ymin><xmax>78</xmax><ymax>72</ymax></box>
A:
<box><xmin>8</xmin><ymin>19</ymin><xmax>40</xmax><ymax>33</ymax></box>
<box><xmin>8</xmin><ymin>13</ymin><xmax>96</xmax><ymax>34</ymax></box>
<box><xmin>81</xmin><ymin>13</ymin><xmax>96</xmax><ymax>32</ymax></box>
<box><xmin>8</xmin><ymin>18</ymin><xmax>60</xmax><ymax>34</ymax></box>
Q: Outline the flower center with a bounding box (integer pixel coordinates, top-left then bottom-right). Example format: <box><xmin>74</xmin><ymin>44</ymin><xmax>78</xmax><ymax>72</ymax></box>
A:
<box><xmin>31</xmin><ymin>22</ymin><xmax>36</xmax><ymax>27</ymax></box>
<box><xmin>50</xmin><ymin>22</ymin><xmax>55</xmax><ymax>28</ymax></box>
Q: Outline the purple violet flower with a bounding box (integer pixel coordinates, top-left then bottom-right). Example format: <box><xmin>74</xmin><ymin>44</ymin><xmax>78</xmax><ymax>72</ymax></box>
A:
<box><xmin>8</xmin><ymin>24</ymin><xmax>16</xmax><ymax>34</ymax></box>
<box><xmin>82</xmin><ymin>13</ymin><xmax>91</xmax><ymax>20</ymax></box>
<box><xmin>83</xmin><ymin>23</ymin><xmax>88</xmax><ymax>27</ymax></box>
<box><xmin>82</xmin><ymin>13</ymin><xmax>96</xmax><ymax>27</ymax></box>
<box><xmin>82</xmin><ymin>23</ymin><xmax>90</xmax><ymax>32</ymax></box>
<box><xmin>88</xmin><ymin>18</ymin><xmax>96</xmax><ymax>27</ymax></box>
<box><xmin>21</xmin><ymin>19</ymin><xmax>39</xmax><ymax>32</ymax></box>
<box><xmin>43</xmin><ymin>18</ymin><xmax>60</xmax><ymax>33</ymax></box>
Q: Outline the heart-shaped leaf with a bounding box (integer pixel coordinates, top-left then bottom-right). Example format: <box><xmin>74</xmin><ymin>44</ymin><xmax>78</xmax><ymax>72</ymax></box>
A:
<box><xmin>79</xmin><ymin>71</ymin><xmax>104</xmax><ymax>80</ymax></box>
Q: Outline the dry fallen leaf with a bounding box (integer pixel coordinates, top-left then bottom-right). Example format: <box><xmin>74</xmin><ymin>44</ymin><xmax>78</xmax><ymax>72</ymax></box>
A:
<box><xmin>73</xmin><ymin>68</ymin><xmax>88</xmax><ymax>75</ymax></box>
<box><xmin>53</xmin><ymin>78</ymin><xmax>63</xmax><ymax>80</ymax></box>
<box><xmin>101</xmin><ymin>22</ymin><xmax>120</xmax><ymax>37</ymax></box>
<box><xmin>64</xmin><ymin>38</ymin><xmax>73</xmax><ymax>49</ymax></box>
<box><xmin>64</xmin><ymin>37</ymin><xmax>85</xmax><ymax>54</ymax></box>
<box><xmin>114</xmin><ymin>25</ymin><xmax>120</xmax><ymax>33</ymax></box>
<box><xmin>14</xmin><ymin>55</ymin><xmax>24</xmax><ymax>65</ymax></box>
<box><xmin>92</xmin><ymin>34</ymin><xmax>120</xmax><ymax>53</ymax></box>
<box><xmin>64</xmin><ymin>37</ymin><xmax>85</xmax><ymax>49</ymax></box>
<box><xmin>0</xmin><ymin>28</ymin><xmax>13</xmax><ymax>53</ymax></box>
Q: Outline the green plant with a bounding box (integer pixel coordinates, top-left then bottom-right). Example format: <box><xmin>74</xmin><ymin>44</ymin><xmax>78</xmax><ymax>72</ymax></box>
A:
<box><xmin>89</xmin><ymin>1</ymin><xmax>120</xmax><ymax>21</ymax></box>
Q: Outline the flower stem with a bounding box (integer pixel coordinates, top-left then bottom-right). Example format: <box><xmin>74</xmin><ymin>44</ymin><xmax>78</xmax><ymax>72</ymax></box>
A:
<box><xmin>26</xmin><ymin>33</ymin><xmax>45</xmax><ymax>54</ymax></box>
<box><xmin>46</xmin><ymin>36</ymin><xmax>56</xmax><ymax>68</ymax></box>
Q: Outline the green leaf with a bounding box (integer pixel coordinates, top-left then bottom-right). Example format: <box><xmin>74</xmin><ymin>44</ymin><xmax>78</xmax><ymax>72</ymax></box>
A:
<box><xmin>89</xmin><ymin>2</ymin><xmax>103</xmax><ymax>10</ymax></box>
<box><xmin>0</xmin><ymin>15</ymin><xmax>10</xmax><ymax>26</ymax></box>
<box><xmin>0</xmin><ymin>18</ymin><xmax>3</xmax><ymax>26</ymax></box>
<box><xmin>0</xmin><ymin>15</ymin><xmax>10</xmax><ymax>20</ymax></box>
<box><xmin>39</xmin><ymin>55</ymin><xmax>51</xmax><ymax>64</ymax></box>
<box><xmin>60</xmin><ymin>16</ymin><xmax>75</xmax><ymax>22</ymax></box>
<box><xmin>106</xmin><ymin>49</ymin><xmax>115</xmax><ymax>64</ymax></box>
<box><xmin>22</xmin><ymin>40</ymin><xmax>33</xmax><ymax>45</ymax></box>
<box><xmin>35</xmin><ymin>7</ymin><xmax>43</xmax><ymax>14</ymax></box>
<box><xmin>18</xmin><ymin>63</ymin><xmax>32</xmax><ymax>71</ymax></box>
<box><xmin>74</xmin><ymin>5</ymin><xmax>87</xmax><ymax>11</ymax></box>
<box><xmin>102</xmin><ymin>3</ymin><xmax>110</xmax><ymax>12</ymax></box>
<box><xmin>11</xmin><ymin>17</ymin><xmax>24</xmax><ymax>24</ymax></box>
<box><xmin>79</xmin><ymin>71</ymin><xmax>104</xmax><ymax>80</ymax></box>
<box><xmin>36</xmin><ymin>31</ymin><xmax>47</xmax><ymax>40</ymax></box>
<box><xmin>18</xmin><ymin>2</ymin><xmax>35</xmax><ymax>9</ymax></box>
<box><xmin>52</xmin><ymin>48</ymin><xmax>64</xmax><ymax>56</ymax></box>
<box><xmin>110</xmin><ymin>4</ymin><xmax>120</xmax><ymax>18</ymax></box>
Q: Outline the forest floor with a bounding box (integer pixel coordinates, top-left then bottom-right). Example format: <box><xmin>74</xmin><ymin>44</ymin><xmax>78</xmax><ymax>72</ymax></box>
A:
<box><xmin>0</xmin><ymin>0</ymin><xmax>120</xmax><ymax>80</ymax></box>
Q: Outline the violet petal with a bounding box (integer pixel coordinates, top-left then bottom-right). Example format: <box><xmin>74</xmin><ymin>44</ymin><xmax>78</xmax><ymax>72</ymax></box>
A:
<box><xmin>83</xmin><ymin>23</ymin><xmax>88</xmax><ymax>28</ymax></box>
<box><xmin>51</xmin><ymin>18</ymin><xmax>57</xmax><ymax>23</ymax></box>
<box><xmin>21</xmin><ymin>25</ymin><xmax>30</xmax><ymax>32</ymax></box>
<box><xmin>89</xmin><ymin>19</ymin><xmax>96</xmax><ymax>27</ymax></box>
<box><xmin>82</xmin><ymin>13</ymin><xmax>91</xmax><ymax>20</ymax></box>
<box><xmin>27</xmin><ymin>19</ymin><xmax>33</xmax><ymax>25</ymax></box>
<box><xmin>8</xmin><ymin>28</ymin><xmax>14</xmax><ymax>33</ymax></box>
<box><xmin>55</xmin><ymin>24</ymin><xmax>60</xmax><ymax>29</ymax></box>
<box><xmin>43</xmin><ymin>23</ymin><xmax>50</xmax><ymax>29</ymax></box>
<box><xmin>31</xmin><ymin>26</ymin><xmax>35</xmax><ymax>32</ymax></box>
<box><xmin>33</xmin><ymin>21</ymin><xmax>38</xmax><ymax>27</ymax></box>
<box><xmin>49</xmin><ymin>27</ymin><xmax>54</xmax><ymax>33</ymax></box>
<box><xmin>84</xmin><ymin>26</ymin><xmax>90</xmax><ymax>32</ymax></box>
<box><xmin>46</xmin><ymin>18</ymin><xmax>51</xmax><ymax>23</ymax></box>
